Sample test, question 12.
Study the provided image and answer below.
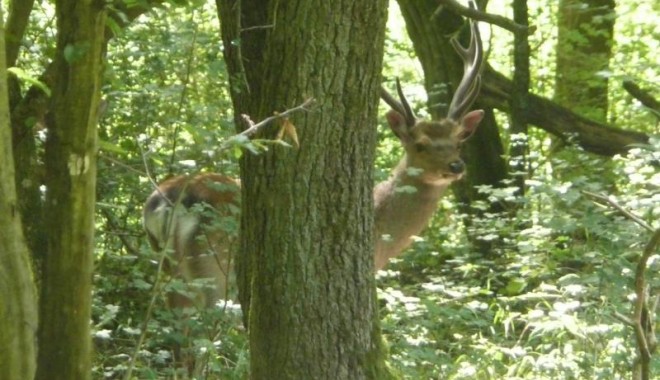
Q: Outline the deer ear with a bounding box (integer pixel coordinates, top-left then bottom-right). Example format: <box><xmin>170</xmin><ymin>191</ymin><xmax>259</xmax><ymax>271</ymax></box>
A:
<box><xmin>386</xmin><ymin>109</ymin><xmax>413</xmax><ymax>143</ymax></box>
<box><xmin>459</xmin><ymin>109</ymin><xmax>484</xmax><ymax>141</ymax></box>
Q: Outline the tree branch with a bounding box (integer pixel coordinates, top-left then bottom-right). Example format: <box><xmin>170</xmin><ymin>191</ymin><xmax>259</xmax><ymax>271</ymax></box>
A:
<box><xmin>6</xmin><ymin>0</ymin><xmax>35</xmax><ymax>67</ymax></box>
<box><xmin>237</xmin><ymin>97</ymin><xmax>316</xmax><ymax>138</ymax></box>
<box><xmin>623</xmin><ymin>80</ymin><xmax>660</xmax><ymax>117</ymax></box>
<box><xmin>434</xmin><ymin>0</ymin><xmax>530</xmax><ymax>35</ymax></box>
<box><xmin>584</xmin><ymin>191</ymin><xmax>659</xmax><ymax>380</ymax></box>
<box><xmin>480</xmin><ymin>66</ymin><xmax>650</xmax><ymax>156</ymax></box>
<box><xmin>633</xmin><ymin>228</ymin><xmax>659</xmax><ymax>380</ymax></box>
<box><xmin>581</xmin><ymin>191</ymin><xmax>654</xmax><ymax>232</ymax></box>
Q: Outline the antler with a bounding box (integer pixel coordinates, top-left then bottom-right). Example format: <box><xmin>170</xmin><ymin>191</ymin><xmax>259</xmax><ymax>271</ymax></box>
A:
<box><xmin>447</xmin><ymin>0</ymin><xmax>483</xmax><ymax>122</ymax></box>
<box><xmin>380</xmin><ymin>78</ymin><xmax>416</xmax><ymax>127</ymax></box>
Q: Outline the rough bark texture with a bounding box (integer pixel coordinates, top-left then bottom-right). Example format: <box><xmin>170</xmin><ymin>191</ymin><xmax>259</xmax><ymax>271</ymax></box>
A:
<box><xmin>36</xmin><ymin>1</ymin><xmax>106</xmax><ymax>379</ymax></box>
<box><xmin>555</xmin><ymin>0</ymin><xmax>615</xmax><ymax>122</ymax></box>
<box><xmin>218</xmin><ymin>1</ymin><xmax>391</xmax><ymax>378</ymax></box>
<box><xmin>0</xmin><ymin>9</ymin><xmax>38</xmax><ymax>378</ymax></box>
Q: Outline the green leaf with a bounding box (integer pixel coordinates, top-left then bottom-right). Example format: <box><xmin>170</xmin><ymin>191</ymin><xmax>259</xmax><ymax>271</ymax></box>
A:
<box><xmin>7</xmin><ymin>67</ymin><xmax>51</xmax><ymax>96</ymax></box>
<box><xmin>63</xmin><ymin>43</ymin><xmax>90</xmax><ymax>63</ymax></box>
<box><xmin>98</xmin><ymin>139</ymin><xmax>130</xmax><ymax>155</ymax></box>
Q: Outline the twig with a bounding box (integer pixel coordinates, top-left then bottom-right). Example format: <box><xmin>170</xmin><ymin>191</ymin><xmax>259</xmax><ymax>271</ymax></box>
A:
<box><xmin>139</xmin><ymin>142</ymin><xmax>165</xmax><ymax>197</ymax></box>
<box><xmin>584</xmin><ymin>190</ymin><xmax>658</xmax><ymax>380</ymax></box>
<box><xmin>632</xmin><ymin>229</ymin><xmax>660</xmax><ymax>380</ymax></box>
<box><xmin>433</xmin><ymin>0</ymin><xmax>531</xmax><ymax>35</ymax></box>
<box><xmin>139</xmin><ymin>97</ymin><xmax>316</xmax><ymax>206</ymax></box>
<box><xmin>237</xmin><ymin>97</ymin><xmax>315</xmax><ymax>138</ymax></box>
<box><xmin>241</xmin><ymin>23</ymin><xmax>275</xmax><ymax>32</ymax></box>
<box><xmin>167</xmin><ymin>10</ymin><xmax>199</xmax><ymax>175</ymax></box>
<box><xmin>99</xmin><ymin>154</ymin><xmax>145</xmax><ymax>177</ymax></box>
<box><xmin>582</xmin><ymin>191</ymin><xmax>654</xmax><ymax>232</ymax></box>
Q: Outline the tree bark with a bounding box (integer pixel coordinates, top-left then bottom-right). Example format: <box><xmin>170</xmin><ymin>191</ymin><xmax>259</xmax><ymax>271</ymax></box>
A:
<box><xmin>218</xmin><ymin>0</ymin><xmax>392</xmax><ymax>378</ymax></box>
<box><xmin>510</xmin><ymin>0</ymin><xmax>531</xmax><ymax>194</ymax></box>
<box><xmin>555</xmin><ymin>0</ymin><xmax>615</xmax><ymax>122</ymax></box>
<box><xmin>0</xmin><ymin>7</ymin><xmax>38</xmax><ymax>378</ymax></box>
<box><xmin>35</xmin><ymin>1</ymin><xmax>107</xmax><ymax>379</ymax></box>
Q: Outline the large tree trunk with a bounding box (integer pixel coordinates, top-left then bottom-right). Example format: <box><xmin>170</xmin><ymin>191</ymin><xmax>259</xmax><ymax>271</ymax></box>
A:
<box><xmin>0</xmin><ymin>8</ymin><xmax>38</xmax><ymax>378</ymax></box>
<box><xmin>555</xmin><ymin>0</ymin><xmax>615</xmax><ymax>122</ymax></box>
<box><xmin>218</xmin><ymin>1</ymin><xmax>391</xmax><ymax>378</ymax></box>
<box><xmin>35</xmin><ymin>1</ymin><xmax>107</xmax><ymax>379</ymax></box>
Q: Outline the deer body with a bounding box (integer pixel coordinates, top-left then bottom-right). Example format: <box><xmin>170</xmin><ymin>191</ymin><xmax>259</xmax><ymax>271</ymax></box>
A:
<box><xmin>143</xmin><ymin>173</ymin><xmax>240</xmax><ymax>308</ymax></box>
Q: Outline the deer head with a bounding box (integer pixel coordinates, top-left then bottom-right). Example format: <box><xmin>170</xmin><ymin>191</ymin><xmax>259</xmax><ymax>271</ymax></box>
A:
<box><xmin>380</xmin><ymin>3</ymin><xmax>484</xmax><ymax>184</ymax></box>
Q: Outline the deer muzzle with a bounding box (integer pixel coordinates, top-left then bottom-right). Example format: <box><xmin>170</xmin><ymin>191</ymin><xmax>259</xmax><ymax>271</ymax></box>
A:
<box><xmin>448</xmin><ymin>160</ymin><xmax>465</xmax><ymax>174</ymax></box>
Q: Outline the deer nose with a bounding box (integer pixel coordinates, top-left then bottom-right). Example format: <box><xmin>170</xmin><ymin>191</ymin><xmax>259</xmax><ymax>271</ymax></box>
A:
<box><xmin>449</xmin><ymin>160</ymin><xmax>465</xmax><ymax>174</ymax></box>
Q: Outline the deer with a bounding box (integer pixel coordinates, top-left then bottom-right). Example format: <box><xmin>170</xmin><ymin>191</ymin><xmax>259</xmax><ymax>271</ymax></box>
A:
<box><xmin>143</xmin><ymin>173</ymin><xmax>241</xmax><ymax>310</ymax></box>
<box><xmin>374</xmin><ymin>6</ymin><xmax>484</xmax><ymax>269</ymax></box>
<box><xmin>142</xmin><ymin>2</ymin><xmax>483</xmax><ymax>313</ymax></box>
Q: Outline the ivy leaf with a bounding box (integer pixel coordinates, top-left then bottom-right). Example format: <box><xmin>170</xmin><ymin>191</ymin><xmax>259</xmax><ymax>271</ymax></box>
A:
<box><xmin>63</xmin><ymin>43</ymin><xmax>89</xmax><ymax>63</ymax></box>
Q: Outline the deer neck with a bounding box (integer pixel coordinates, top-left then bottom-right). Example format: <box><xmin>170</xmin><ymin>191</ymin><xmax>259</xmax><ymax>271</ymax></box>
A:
<box><xmin>373</xmin><ymin>154</ymin><xmax>458</xmax><ymax>270</ymax></box>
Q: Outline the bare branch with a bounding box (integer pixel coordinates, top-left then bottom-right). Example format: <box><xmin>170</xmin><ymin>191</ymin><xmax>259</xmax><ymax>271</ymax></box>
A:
<box><xmin>582</xmin><ymin>191</ymin><xmax>654</xmax><ymax>232</ymax></box>
<box><xmin>481</xmin><ymin>66</ymin><xmax>650</xmax><ymax>156</ymax></box>
<box><xmin>584</xmin><ymin>190</ymin><xmax>659</xmax><ymax>380</ymax></box>
<box><xmin>434</xmin><ymin>0</ymin><xmax>530</xmax><ymax>35</ymax></box>
<box><xmin>633</xmin><ymin>228</ymin><xmax>660</xmax><ymax>380</ymax></box>
<box><xmin>237</xmin><ymin>97</ymin><xmax>316</xmax><ymax>138</ymax></box>
<box><xmin>623</xmin><ymin>80</ymin><xmax>660</xmax><ymax>117</ymax></box>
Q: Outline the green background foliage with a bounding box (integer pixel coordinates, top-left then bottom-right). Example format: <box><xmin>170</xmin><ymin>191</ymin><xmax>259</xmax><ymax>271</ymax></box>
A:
<box><xmin>13</xmin><ymin>0</ymin><xmax>658</xmax><ymax>378</ymax></box>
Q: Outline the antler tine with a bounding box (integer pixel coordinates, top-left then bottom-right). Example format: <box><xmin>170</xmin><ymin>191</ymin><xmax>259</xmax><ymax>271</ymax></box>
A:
<box><xmin>447</xmin><ymin>0</ymin><xmax>484</xmax><ymax>122</ymax></box>
<box><xmin>380</xmin><ymin>78</ymin><xmax>416</xmax><ymax>127</ymax></box>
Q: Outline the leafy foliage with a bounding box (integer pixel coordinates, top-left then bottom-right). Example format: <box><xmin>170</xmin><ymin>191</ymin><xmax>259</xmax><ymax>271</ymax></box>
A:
<box><xmin>17</xmin><ymin>0</ymin><xmax>657</xmax><ymax>378</ymax></box>
<box><xmin>378</xmin><ymin>141</ymin><xmax>659</xmax><ymax>379</ymax></box>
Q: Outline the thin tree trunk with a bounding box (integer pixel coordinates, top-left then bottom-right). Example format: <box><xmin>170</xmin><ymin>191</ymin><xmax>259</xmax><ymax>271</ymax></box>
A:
<box><xmin>555</xmin><ymin>0</ymin><xmax>615</xmax><ymax>122</ymax></box>
<box><xmin>0</xmin><ymin>6</ymin><xmax>38</xmax><ymax>377</ymax></box>
<box><xmin>218</xmin><ymin>0</ymin><xmax>392</xmax><ymax>378</ymax></box>
<box><xmin>36</xmin><ymin>1</ymin><xmax>107</xmax><ymax>379</ymax></box>
<box><xmin>510</xmin><ymin>0</ymin><xmax>531</xmax><ymax>194</ymax></box>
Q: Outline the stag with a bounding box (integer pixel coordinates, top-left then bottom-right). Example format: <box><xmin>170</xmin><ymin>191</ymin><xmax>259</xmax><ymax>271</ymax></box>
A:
<box><xmin>374</xmin><ymin>5</ymin><xmax>484</xmax><ymax>269</ymax></box>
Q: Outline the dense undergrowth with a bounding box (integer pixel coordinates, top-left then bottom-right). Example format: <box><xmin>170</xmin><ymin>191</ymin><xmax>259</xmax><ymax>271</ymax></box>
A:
<box><xmin>91</xmin><ymin>138</ymin><xmax>658</xmax><ymax>379</ymax></box>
